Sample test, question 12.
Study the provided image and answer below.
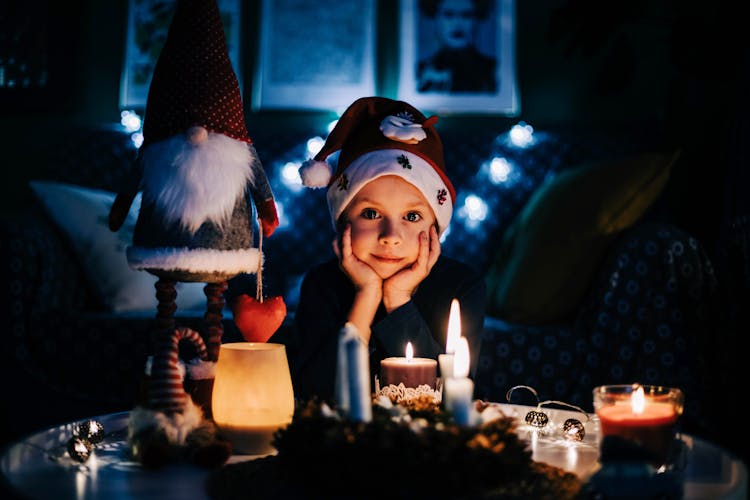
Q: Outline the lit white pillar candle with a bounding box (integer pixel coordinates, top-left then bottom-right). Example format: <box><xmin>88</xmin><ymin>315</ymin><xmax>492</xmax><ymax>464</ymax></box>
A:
<box><xmin>438</xmin><ymin>299</ymin><xmax>461</xmax><ymax>380</ymax></box>
<box><xmin>444</xmin><ymin>336</ymin><xmax>474</xmax><ymax>425</ymax></box>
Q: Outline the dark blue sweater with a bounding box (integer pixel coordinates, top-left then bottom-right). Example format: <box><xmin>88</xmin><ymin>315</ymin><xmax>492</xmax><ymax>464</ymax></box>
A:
<box><xmin>283</xmin><ymin>256</ymin><xmax>486</xmax><ymax>402</ymax></box>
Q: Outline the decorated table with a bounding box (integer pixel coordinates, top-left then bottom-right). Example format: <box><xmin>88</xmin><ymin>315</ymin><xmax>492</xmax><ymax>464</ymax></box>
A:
<box><xmin>1</xmin><ymin>404</ymin><xmax>746</xmax><ymax>500</ymax></box>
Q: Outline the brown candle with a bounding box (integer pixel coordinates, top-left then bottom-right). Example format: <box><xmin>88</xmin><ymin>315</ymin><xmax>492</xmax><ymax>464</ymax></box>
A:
<box><xmin>380</xmin><ymin>356</ymin><xmax>437</xmax><ymax>388</ymax></box>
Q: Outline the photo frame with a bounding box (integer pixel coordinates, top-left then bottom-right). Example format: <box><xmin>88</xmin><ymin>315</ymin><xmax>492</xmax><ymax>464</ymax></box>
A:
<box><xmin>119</xmin><ymin>0</ymin><xmax>242</xmax><ymax>110</ymax></box>
<box><xmin>252</xmin><ymin>0</ymin><xmax>376</xmax><ymax>112</ymax></box>
<box><xmin>397</xmin><ymin>0</ymin><xmax>518</xmax><ymax>115</ymax></box>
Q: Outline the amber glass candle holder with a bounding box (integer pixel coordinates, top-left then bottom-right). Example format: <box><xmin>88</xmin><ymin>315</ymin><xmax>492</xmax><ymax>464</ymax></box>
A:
<box><xmin>211</xmin><ymin>342</ymin><xmax>295</xmax><ymax>455</ymax></box>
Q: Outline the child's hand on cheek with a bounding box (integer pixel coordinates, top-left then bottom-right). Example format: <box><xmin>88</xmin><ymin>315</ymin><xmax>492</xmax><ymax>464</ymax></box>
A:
<box><xmin>332</xmin><ymin>223</ymin><xmax>382</xmax><ymax>294</ymax></box>
<box><xmin>383</xmin><ymin>225</ymin><xmax>440</xmax><ymax>312</ymax></box>
<box><xmin>333</xmin><ymin>223</ymin><xmax>382</xmax><ymax>340</ymax></box>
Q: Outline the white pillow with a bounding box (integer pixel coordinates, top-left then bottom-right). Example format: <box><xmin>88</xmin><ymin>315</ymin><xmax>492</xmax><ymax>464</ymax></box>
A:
<box><xmin>29</xmin><ymin>180</ymin><xmax>208</xmax><ymax>313</ymax></box>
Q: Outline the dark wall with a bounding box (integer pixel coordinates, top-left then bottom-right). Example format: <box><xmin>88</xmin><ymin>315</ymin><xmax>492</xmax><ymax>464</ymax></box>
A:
<box><xmin>1</xmin><ymin>0</ymin><xmax>129</xmax><ymax>213</ymax></box>
<box><xmin>0</xmin><ymin>0</ymin><xmax>745</xmax><ymax>231</ymax></box>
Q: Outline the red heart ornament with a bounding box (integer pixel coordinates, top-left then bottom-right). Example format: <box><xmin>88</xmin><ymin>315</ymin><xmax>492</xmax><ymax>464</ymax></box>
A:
<box><xmin>232</xmin><ymin>294</ymin><xmax>287</xmax><ymax>343</ymax></box>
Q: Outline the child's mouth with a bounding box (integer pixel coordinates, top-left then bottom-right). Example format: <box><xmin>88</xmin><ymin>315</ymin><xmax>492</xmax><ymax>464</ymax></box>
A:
<box><xmin>373</xmin><ymin>255</ymin><xmax>403</xmax><ymax>264</ymax></box>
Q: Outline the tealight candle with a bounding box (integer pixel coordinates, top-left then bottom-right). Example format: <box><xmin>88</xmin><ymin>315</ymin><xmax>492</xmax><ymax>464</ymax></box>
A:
<box><xmin>380</xmin><ymin>342</ymin><xmax>437</xmax><ymax>388</ymax></box>
<box><xmin>438</xmin><ymin>299</ymin><xmax>461</xmax><ymax>379</ymax></box>
<box><xmin>593</xmin><ymin>384</ymin><xmax>684</xmax><ymax>467</ymax></box>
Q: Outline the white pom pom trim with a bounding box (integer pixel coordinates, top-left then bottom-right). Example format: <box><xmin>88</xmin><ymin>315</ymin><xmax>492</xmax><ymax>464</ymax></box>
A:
<box><xmin>299</xmin><ymin>159</ymin><xmax>332</xmax><ymax>188</ymax></box>
<box><xmin>185</xmin><ymin>357</ymin><xmax>216</xmax><ymax>380</ymax></box>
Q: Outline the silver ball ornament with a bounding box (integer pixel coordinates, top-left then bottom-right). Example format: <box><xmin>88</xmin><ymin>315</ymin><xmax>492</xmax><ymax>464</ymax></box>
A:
<box><xmin>562</xmin><ymin>418</ymin><xmax>585</xmax><ymax>441</ymax></box>
<box><xmin>67</xmin><ymin>436</ymin><xmax>93</xmax><ymax>463</ymax></box>
<box><xmin>77</xmin><ymin>419</ymin><xmax>105</xmax><ymax>444</ymax></box>
<box><xmin>525</xmin><ymin>410</ymin><xmax>549</xmax><ymax>428</ymax></box>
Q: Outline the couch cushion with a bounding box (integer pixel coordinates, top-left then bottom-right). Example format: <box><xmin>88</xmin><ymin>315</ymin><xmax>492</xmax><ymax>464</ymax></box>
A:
<box><xmin>29</xmin><ymin>180</ymin><xmax>207</xmax><ymax>313</ymax></box>
<box><xmin>484</xmin><ymin>150</ymin><xmax>678</xmax><ymax>324</ymax></box>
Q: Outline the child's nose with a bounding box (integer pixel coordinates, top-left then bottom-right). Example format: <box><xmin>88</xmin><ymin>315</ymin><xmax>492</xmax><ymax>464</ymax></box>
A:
<box><xmin>378</xmin><ymin>219</ymin><xmax>402</xmax><ymax>245</ymax></box>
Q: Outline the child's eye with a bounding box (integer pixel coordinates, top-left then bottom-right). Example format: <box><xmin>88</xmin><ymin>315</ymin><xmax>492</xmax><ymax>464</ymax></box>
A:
<box><xmin>361</xmin><ymin>208</ymin><xmax>379</xmax><ymax>220</ymax></box>
<box><xmin>404</xmin><ymin>212</ymin><xmax>422</xmax><ymax>222</ymax></box>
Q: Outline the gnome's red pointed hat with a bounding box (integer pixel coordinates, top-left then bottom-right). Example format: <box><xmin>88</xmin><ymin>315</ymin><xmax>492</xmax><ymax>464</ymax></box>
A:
<box><xmin>142</xmin><ymin>0</ymin><xmax>249</xmax><ymax>149</ymax></box>
<box><xmin>299</xmin><ymin>97</ymin><xmax>456</xmax><ymax>235</ymax></box>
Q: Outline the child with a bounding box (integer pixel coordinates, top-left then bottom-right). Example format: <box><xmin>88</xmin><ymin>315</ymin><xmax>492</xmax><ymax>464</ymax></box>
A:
<box><xmin>288</xmin><ymin>96</ymin><xmax>486</xmax><ymax>401</ymax></box>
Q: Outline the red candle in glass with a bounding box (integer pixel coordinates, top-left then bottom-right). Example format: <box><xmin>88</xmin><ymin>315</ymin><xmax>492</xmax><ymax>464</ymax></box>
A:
<box><xmin>594</xmin><ymin>384</ymin><xmax>683</xmax><ymax>467</ymax></box>
<box><xmin>380</xmin><ymin>342</ymin><xmax>437</xmax><ymax>388</ymax></box>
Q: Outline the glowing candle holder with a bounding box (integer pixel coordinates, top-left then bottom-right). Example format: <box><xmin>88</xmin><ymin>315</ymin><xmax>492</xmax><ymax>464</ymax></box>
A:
<box><xmin>593</xmin><ymin>384</ymin><xmax>684</xmax><ymax>468</ymax></box>
<box><xmin>211</xmin><ymin>342</ymin><xmax>295</xmax><ymax>455</ymax></box>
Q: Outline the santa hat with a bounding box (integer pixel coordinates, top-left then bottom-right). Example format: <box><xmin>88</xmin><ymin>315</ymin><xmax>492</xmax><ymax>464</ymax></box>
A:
<box><xmin>148</xmin><ymin>327</ymin><xmax>212</xmax><ymax>415</ymax></box>
<box><xmin>128</xmin><ymin>328</ymin><xmax>216</xmax><ymax>458</ymax></box>
<box><xmin>141</xmin><ymin>0</ymin><xmax>249</xmax><ymax>149</ymax></box>
<box><xmin>299</xmin><ymin>97</ymin><xmax>456</xmax><ymax>235</ymax></box>
<box><xmin>128</xmin><ymin>327</ymin><xmax>215</xmax><ymax>446</ymax></box>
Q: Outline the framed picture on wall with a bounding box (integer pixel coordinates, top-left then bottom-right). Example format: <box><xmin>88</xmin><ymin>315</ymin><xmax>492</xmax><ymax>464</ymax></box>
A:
<box><xmin>119</xmin><ymin>0</ymin><xmax>242</xmax><ymax>110</ymax></box>
<box><xmin>252</xmin><ymin>0</ymin><xmax>376</xmax><ymax>112</ymax></box>
<box><xmin>397</xmin><ymin>0</ymin><xmax>518</xmax><ymax>115</ymax></box>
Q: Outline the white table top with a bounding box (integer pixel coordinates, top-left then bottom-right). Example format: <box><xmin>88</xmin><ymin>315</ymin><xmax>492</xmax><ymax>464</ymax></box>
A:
<box><xmin>497</xmin><ymin>403</ymin><xmax>748</xmax><ymax>499</ymax></box>
<box><xmin>1</xmin><ymin>404</ymin><xmax>746</xmax><ymax>499</ymax></box>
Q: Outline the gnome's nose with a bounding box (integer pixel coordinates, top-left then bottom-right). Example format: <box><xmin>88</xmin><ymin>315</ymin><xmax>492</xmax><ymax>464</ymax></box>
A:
<box><xmin>187</xmin><ymin>126</ymin><xmax>209</xmax><ymax>145</ymax></box>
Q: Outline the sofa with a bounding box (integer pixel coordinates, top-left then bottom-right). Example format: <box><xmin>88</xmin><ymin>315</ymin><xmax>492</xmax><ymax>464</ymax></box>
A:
<box><xmin>0</xmin><ymin>121</ymin><xmax>725</xmax><ymax>455</ymax></box>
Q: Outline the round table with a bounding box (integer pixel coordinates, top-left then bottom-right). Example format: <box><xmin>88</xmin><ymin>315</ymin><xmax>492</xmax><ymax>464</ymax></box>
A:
<box><xmin>1</xmin><ymin>405</ymin><xmax>746</xmax><ymax>499</ymax></box>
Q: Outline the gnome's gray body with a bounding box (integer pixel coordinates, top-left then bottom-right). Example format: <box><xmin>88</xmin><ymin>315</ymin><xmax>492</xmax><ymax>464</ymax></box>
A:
<box><xmin>125</xmin><ymin>143</ymin><xmax>274</xmax><ymax>283</ymax></box>
<box><xmin>131</xmin><ymin>195</ymin><xmax>254</xmax><ymax>282</ymax></box>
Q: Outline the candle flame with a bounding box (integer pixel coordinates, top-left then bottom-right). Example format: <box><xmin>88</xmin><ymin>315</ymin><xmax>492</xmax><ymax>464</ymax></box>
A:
<box><xmin>454</xmin><ymin>336</ymin><xmax>470</xmax><ymax>378</ymax></box>
<box><xmin>631</xmin><ymin>384</ymin><xmax>645</xmax><ymax>414</ymax></box>
<box><xmin>446</xmin><ymin>299</ymin><xmax>461</xmax><ymax>354</ymax></box>
<box><xmin>405</xmin><ymin>342</ymin><xmax>413</xmax><ymax>361</ymax></box>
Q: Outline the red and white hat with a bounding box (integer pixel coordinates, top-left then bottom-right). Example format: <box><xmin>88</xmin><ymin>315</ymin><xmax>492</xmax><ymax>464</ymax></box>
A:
<box><xmin>127</xmin><ymin>327</ymin><xmax>214</xmax><ymax>452</ymax></box>
<box><xmin>148</xmin><ymin>327</ymin><xmax>209</xmax><ymax>414</ymax></box>
<box><xmin>299</xmin><ymin>97</ymin><xmax>456</xmax><ymax>235</ymax></box>
<box><xmin>141</xmin><ymin>0</ymin><xmax>249</xmax><ymax>149</ymax></box>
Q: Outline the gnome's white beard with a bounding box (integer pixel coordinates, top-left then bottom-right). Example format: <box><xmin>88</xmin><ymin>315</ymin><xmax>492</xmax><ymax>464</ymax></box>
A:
<box><xmin>141</xmin><ymin>132</ymin><xmax>254</xmax><ymax>234</ymax></box>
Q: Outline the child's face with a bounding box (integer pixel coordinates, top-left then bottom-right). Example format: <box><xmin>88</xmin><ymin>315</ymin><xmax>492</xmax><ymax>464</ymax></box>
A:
<box><xmin>340</xmin><ymin>175</ymin><xmax>437</xmax><ymax>279</ymax></box>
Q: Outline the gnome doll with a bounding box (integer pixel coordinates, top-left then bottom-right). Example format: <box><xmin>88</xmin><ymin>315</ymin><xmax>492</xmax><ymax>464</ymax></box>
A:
<box><xmin>109</xmin><ymin>0</ymin><xmax>282</xmax><ymax>419</ymax></box>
